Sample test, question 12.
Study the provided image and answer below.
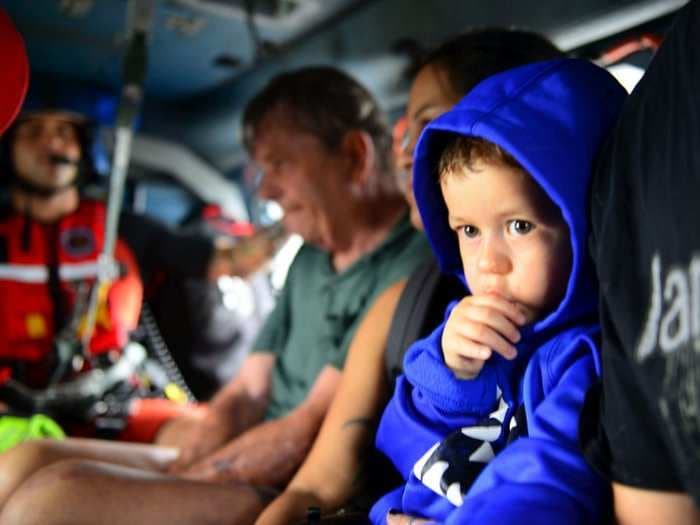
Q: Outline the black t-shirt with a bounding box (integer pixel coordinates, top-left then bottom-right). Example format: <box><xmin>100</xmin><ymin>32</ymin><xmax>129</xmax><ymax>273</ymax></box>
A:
<box><xmin>584</xmin><ymin>0</ymin><xmax>700</xmax><ymax>502</ymax></box>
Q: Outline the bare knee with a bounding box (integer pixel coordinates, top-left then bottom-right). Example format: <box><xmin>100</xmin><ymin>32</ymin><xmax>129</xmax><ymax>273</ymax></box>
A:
<box><xmin>0</xmin><ymin>459</ymin><xmax>93</xmax><ymax>525</ymax></box>
<box><xmin>0</xmin><ymin>439</ymin><xmax>68</xmax><ymax>473</ymax></box>
<box><xmin>0</xmin><ymin>440</ymin><xmax>65</xmax><ymax>505</ymax></box>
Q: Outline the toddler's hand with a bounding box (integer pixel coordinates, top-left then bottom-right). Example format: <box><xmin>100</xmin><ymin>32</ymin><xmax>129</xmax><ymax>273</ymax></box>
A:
<box><xmin>441</xmin><ymin>294</ymin><xmax>526</xmax><ymax>379</ymax></box>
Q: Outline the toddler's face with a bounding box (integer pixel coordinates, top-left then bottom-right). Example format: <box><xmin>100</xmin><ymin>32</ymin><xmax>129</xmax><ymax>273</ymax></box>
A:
<box><xmin>441</xmin><ymin>160</ymin><xmax>571</xmax><ymax>323</ymax></box>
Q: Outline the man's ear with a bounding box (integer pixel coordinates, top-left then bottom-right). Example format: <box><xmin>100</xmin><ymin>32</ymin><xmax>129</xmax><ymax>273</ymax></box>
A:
<box><xmin>340</xmin><ymin>130</ymin><xmax>376</xmax><ymax>186</ymax></box>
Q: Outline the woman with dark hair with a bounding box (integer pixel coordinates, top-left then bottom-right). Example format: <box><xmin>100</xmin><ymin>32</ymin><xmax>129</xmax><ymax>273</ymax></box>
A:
<box><xmin>255</xmin><ymin>28</ymin><xmax>562</xmax><ymax>525</ymax></box>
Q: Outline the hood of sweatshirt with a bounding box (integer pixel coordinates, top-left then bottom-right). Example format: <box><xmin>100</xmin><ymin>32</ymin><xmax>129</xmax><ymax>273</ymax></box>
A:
<box><xmin>413</xmin><ymin>58</ymin><xmax>626</xmax><ymax>337</ymax></box>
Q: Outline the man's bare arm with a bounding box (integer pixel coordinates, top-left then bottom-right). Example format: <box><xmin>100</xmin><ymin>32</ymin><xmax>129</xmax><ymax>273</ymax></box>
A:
<box><xmin>180</xmin><ymin>364</ymin><xmax>342</xmax><ymax>487</ymax></box>
<box><xmin>207</xmin><ymin>227</ymin><xmax>286</xmax><ymax>279</ymax></box>
<box><xmin>157</xmin><ymin>352</ymin><xmax>276</xmax><ymax>471</ymax></box>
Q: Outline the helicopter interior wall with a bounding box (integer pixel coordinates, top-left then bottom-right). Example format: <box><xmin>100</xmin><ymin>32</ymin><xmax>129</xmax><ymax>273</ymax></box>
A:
<box><xmin>5</xmin><ymin>0</ymin><xmax>686</xmax><ymax>178</ymax></box>
<box><xmin>166</xmin><ymin>0</ymin><xmax>662</xmax><ymax>171</ymax></box>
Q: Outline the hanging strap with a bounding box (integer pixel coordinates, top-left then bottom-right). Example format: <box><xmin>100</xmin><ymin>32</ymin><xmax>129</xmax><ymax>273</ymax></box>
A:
<box><xmin>82</xmin><ymin>0</ymin><xmax>156</xmax><ymax>349</ymax></box>
<box><xmin>385</xmin><ymin>260</ymin><xmax>440</xmax><ymax>386</ymax></box>
<box><xmin>45</xmin><ymin>223</ymin><xmax>68</xmax><ymax>335</ymax></box>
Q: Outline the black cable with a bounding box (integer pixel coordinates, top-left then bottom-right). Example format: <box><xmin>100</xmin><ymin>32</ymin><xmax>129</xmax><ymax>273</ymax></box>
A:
<box><xmin>139</xmin><ymin>302</ymin><xmax>197</xmax><ymax>402</ymax></box>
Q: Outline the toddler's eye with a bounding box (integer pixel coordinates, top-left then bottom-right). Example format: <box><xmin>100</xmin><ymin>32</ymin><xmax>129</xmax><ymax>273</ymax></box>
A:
<box><xmin>461</xmin><ymin>225</ymin><xmax>479</xmax><ymax>239</ymax></box>
<box><xmin>507</xmin><ymin>220</ymin><xmax>534</xmax><ymax>235</ymax></box>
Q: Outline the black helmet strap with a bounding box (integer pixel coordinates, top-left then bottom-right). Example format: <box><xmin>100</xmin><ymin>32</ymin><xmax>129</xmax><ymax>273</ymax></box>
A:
<box><xmin>8</xmin><ymin>172</ymin><xmax>79</xmax><ymax>199</ymax></box>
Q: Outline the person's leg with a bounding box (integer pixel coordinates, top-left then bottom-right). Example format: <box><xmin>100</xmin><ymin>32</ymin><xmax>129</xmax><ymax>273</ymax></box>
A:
<box><xmin>0</xmin><ymin>438</ymin><xmax>178</xmax><ymax>506</ymax></box>
<box><xmin>0</xmin><ymin>459</ymin><xmax>268</xmax><ymax>525</ymax></box>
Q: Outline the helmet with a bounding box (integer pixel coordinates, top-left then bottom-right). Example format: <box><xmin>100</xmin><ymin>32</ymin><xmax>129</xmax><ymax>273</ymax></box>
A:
<box><xmin>0</xmin><ymin>82</ymin><xmax>117</xmax><ymax>195</ymax></box>
<box><xmin>0</xmin><ymin>8</ymin><xmax>29</xmax><ymax>135</ymax></box>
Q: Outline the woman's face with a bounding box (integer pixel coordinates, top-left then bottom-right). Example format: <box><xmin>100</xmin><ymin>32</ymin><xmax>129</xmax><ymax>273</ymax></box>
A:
<box><xmin>397</xmin><ymin>64</ymin><xmax>460</xmax><ymax>230</ymax></box>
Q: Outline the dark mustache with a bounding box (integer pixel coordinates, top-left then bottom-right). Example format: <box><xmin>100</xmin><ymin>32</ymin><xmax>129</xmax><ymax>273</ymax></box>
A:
<box><xmin>48</xmin><ymin>154</ymin><xmax>80</xmax><ymax>167</ymax></box>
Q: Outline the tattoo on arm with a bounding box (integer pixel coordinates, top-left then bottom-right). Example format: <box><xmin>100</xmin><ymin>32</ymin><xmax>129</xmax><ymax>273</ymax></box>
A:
<box><xmin>339</xmin><ymin>417</ymin><xmax>380</xmax><ymax>490</ymax></box>
<box><xmin>213</xmin><ymin>459</ymin><xmax>234</xmax><ymax>475</ymax></box>
<box><xmin>340</xmin><ymin>417</ymin><xmax>376</xmax><ymax>431</ymax></box>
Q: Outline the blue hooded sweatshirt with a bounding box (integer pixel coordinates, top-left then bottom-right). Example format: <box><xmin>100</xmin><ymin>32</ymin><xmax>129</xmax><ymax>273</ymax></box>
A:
<box><xmin>370</xmin><ymin>59</ymin><xmax>626</xmax><ymax>525</ymax></box>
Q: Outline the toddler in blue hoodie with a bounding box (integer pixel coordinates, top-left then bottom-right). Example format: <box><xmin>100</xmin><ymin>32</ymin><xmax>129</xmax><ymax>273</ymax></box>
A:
<box><xmin>370</xmin><ymin>59</ymin><xmax>626</xmax><ymax>525</ymax></box>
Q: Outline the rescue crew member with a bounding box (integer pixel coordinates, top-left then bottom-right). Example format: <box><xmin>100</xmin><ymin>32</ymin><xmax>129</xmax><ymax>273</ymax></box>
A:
<box><xmin>0</xmin><ymin>92</ymin><xmax>278</xmax><ymax>441</ymax></box>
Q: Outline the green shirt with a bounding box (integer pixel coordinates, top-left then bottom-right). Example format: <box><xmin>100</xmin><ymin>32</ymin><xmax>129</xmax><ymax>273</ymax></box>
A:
<box><xmin>253</xmin><ymin>215</ymin><xmax>431</xmax><ymax>419</ymax></box>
